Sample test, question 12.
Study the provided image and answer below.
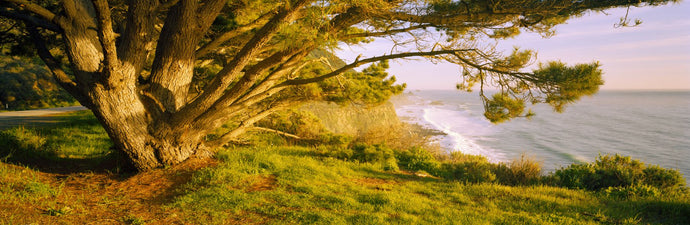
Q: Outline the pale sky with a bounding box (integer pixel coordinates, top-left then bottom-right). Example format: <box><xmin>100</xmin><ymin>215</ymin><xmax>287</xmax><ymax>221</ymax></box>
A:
<box><xmin>336</xmin><ymin>1</ymin><xmax>690</xmax><ymax>90</ymax></box>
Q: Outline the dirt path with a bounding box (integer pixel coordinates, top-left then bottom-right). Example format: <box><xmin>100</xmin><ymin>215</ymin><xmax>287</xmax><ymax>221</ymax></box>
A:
<box><xmin>0</xmin><ymin>106</ymin><xmax>87</xmax><ymax>130</ymax></box>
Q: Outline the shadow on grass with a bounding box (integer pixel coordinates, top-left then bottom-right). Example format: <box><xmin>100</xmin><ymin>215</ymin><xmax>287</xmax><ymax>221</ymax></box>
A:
<box><xmin>602</xmin><ymin>198</ymin><xmax>690</xmax><ymax>224</ymax></box>
<box><xmin>0</xmin><ymin>111</ymin><xmax>134</xmax><ymax>174</ymax></box>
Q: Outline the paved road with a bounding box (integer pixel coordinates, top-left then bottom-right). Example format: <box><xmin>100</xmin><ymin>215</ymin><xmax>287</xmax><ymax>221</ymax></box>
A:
<box><xmin>0</xmin><ymin>106</ymin><xmax>87</xmax><ymax>130</ymax></box>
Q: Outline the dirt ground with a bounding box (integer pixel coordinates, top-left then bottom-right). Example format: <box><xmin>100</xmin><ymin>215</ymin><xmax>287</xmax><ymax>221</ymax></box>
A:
<box><xmin>0</xmin><ymin>158</ymin><xmax>217</xmax><ymax>224</ymax></box>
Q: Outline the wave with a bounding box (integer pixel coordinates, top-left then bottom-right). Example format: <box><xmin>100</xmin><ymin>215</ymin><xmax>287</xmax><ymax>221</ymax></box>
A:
<box><xmin>421</xmin><ymin>107</ymin><xmax>504</xmax><ymax>162</ymax></box>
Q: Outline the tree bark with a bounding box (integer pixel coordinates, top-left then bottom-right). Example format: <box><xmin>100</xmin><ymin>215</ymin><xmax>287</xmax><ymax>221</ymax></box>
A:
<box><xmin>50</xmin><ymin>0</ymin><xmax>215</xmax><ymax>171</ymax></box>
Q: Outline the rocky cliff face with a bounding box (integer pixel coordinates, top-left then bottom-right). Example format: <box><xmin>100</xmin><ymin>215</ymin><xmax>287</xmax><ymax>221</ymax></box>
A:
<box><xmin>300</xmin><ymin>101</ymin><xmax>400</xmax><ymax>136</ymax></box>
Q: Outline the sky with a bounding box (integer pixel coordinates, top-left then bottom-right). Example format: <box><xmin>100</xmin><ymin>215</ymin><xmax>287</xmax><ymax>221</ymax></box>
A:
<box><xmin>336</xmin><ymin>1</ymin><xmax>690</xmax><ymax>90</ymax></box>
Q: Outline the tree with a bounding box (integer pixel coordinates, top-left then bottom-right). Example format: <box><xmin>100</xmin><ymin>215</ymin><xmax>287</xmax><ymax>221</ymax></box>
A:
<box><xmin>0</xmin><ymin>0</ymin><xmax>676</xmax><ymax>171</ymax></box>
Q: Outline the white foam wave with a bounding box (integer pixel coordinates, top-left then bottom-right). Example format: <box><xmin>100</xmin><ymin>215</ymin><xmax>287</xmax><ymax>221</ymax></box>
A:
<box><xmin>421</xmin><ymin>107</ymin><xmax>505</xmax><ymax>162</ymax></box>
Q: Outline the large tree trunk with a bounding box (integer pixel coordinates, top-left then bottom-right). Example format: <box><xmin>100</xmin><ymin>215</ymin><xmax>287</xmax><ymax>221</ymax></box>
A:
<box><xmin>55</xmin><ymin>0</ymin><xmax>213</xmax><ymax>171</ymax></box>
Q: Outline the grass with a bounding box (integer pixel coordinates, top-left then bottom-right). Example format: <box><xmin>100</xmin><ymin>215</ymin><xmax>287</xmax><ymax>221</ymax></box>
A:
<box><xmin>0</xmin><ymin>111</ymin><xmax>688</xmax><ymax>224</ymax></box>
<box><xmin>170</xmin><ymin>146</ymin><xmax>689</xmax><ymax>224</ymax></box>
<box><xmin>0</xmin><ymin>110</ymin><xmax>118</xmax><ymax>172</ymax></box>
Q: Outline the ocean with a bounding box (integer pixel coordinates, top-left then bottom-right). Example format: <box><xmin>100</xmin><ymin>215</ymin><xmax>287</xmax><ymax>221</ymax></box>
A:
<box><xmin>392</xmin><ymin>90</ymin><xmax>690</xmax><ymax>180</ymax></box>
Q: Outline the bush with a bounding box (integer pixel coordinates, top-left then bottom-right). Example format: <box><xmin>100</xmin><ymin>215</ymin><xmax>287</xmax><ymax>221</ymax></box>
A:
<box><xmin>643</xmin><ymin>165</ymin><xmax>686</xmax><ymax>190</ymax></box>
<box><xmin>494</xmin><ymin>154</ymin><xmax>542</xmax><ymax>186</ymax></box>
<box><xmin>443</xmin><ymin>161</ymin><xmax>496</xmax><ymax>183</ymax></box>
<box><xmin>351</xmin><ymin>144</ymin><xmax>395</xmax><ymax>163</ymax></box>
<box><xmin>396</xmin><ymin>147</ymin><xmax>440</xmax><ymax>174</ymax></box>
<box><xmin>317</xmin><ymin>145</ymin><xmax>353</xmax><ymax>160</ymax></box>
<box><xmin>551</xmin><ymin>154</ymin><xmax>686</xmax><ymax>192</ymax></box>
<box><xmin>604</xmin><ymin>185</ymin><xmax>661</xmax><ymax>199</ymax></box>
<box><xmin>318</xmin><ymin>143</ymin><xmax>398</xmax><ymax>171</ymax></box>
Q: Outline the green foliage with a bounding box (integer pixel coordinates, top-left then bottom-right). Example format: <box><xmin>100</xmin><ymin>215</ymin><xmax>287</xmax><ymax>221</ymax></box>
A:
<box><xmin>316</xmin><ymin>143</ymin><xmax>398</xmax><ymax>171</ymax></box>
<box><xmin>0</xmin><ymin>127</ymin><xmax>58</xmax><ymax>162</ymax></box>
<box><xmin>255</xmin><ymin>109</ymin><xmax>329</xmax><ymax>139</ymax></box>
<box><xmin>643</xmin><ymin>165</ymin><xmax>686</xmax><ymax>190</ymax></box>
<box><xmin>494</xmin><ymin>155</ymin><xmax>543</xmax><ymax>186</ymax></box>
<box><xmin>312</xmin><ymin>60</ymin><xmax>406</xmax><ymax>105</ymax></box>
<box><xmin>170</xmin><ymin>145</ymin><xmax>690</xmax><ymax>224</ymax></box>
<box><xmin>0</xmin><ymin>55</ymin><xmax>76</xmax><ymax>110</ymax></box>
<box><xmin>1</xmin><ymin>113</ymin><xmax>688</xmax><ymax>224</ymax></box>
<box><xmin>396</xmin><ymin>147</ymin><xmax>441</xmax><ymax>174</ymax></box>
<box><xmin>483</xmin><ymin>93</ymin><xmax>526</xmax><ymax>123</ymax></box>
<box><xmin>604</xmin><ymin>185</ymin><xmax>661</xmax><ymax>200</ymax></box>
<box><xmin>533</xmin><ymin>61</ymin><xmax>604</xmax><ymax>113</ymax></box>
<box><xmin>351</xmin><ymin>144</ymin><xmax>398</xmax><ymax>171</ymax></box>
<box><xmin>550</xmin><ymin>154</ymin><xmax>686</xmax><ymax>192</ymax></box>
<box><xmin>443</xmin><ymin>160</ymin><xmax>497</xmax><ymax>183</ymax></box>
<box><xmin>0</xmin><ymin>111</ymin><xmax>117</xmax><ymax>169</ymax></box>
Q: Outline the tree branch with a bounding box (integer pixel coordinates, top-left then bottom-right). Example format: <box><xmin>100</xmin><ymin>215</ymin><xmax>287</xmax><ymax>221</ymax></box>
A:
<box><xmin>449</xmin><ymin>52</ymin><xmax>539</xmax><ymax>83</ymax></box>
<box><xmin>91</xmin><ymin>0</ymin><xmax>119</xmax><ymax>78</ymax></box>
<box><xmin>174</xmin><ymin>0</ymin><xmax>311</xmax><ymax>124</ymax></box>
<box><xmin>27</xmin><ymin>25</ymin><xmax>91</xmax><ymax>108</ymax></box>
<box><xmin>214</xmin><ymin>48</ymin><xmax>306</xmax><ymax>108</ymax></box>
<box><xmin>197</xmin><ymin>0</ymin><xmax>228</xmax><ymax>26</ymax></box>
<box><xmin>195</xmin><ymin>12</ymin><xmax>274</xmax><ymax>58</ymax></box>
<box><xmin>205</xmin><ymin>102</ymin><xmax>294</xmax><ymax>147</ymax></box>
<box><xmin>252</xmin><ymin>127</ymin><xmax>302</xmax><ymax>139</ymax></box>
<box><xmin>0</xmin><ymin>7</ymin><xmax>60</xmax><ymax>31</ymax></box>
<box><xmin>4</xmin><ymin>0</ymin><xmax>57</xmax><ymax>22</ymax></box>
<box><xmin>280</xmin><ymin>49</ymin><xmax>476</xmax><ymax>86</ymax></box>
<box><xmin>238</xmin><ymin>50</ymin><xmax>310</xmax><ymax>103</ymax></box>
<box><xmin>341</xmin><ymin>24</ymin><xmax>435</xmax><ymax>40</ymax></box>
<box><xmin>158</xmin><ymin>0</ymin><xmax>180</xmax><ymax>11</ymax></box>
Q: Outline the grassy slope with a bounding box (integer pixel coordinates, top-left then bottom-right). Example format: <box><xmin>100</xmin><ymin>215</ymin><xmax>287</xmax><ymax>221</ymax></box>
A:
<box><xmin>1</xmin><ymin>112</ymin><xmax>688</xmax><ymax>224</ymax></box>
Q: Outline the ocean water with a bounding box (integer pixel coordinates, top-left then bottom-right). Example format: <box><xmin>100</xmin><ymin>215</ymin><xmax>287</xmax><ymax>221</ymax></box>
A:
<box><xmin>392</xmin><ymin>90</ymin><xmax>690</xmax><ymax>180</ymax></box>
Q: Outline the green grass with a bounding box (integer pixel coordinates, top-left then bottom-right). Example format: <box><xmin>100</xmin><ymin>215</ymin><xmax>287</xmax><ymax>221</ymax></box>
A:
<box><xmin>169</xmin><ymin>146</ymin><xmax>690</xmax><ymax>224</ymax></box>
<box><xmin>1</xmin><ymin>112</ymin><xmax>688</xmax><ymax>224</ymax></box>
<box><xmin>0</xmin><ymin>111</ymin><xmax>116</xmax><ymax>171</ymax></box>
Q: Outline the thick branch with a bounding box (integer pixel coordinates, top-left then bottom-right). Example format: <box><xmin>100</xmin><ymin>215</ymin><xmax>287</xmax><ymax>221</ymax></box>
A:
<box><xmin>91</xmin><ymin>0</ymin><xmax>119</xmax><ymax>77</ymax></box>
<box><xmin>197</xmin><ymin>0</ymin><xmax>229</xmax><ymax>27</ymax></box>
<box><xmin>341</xmin><ymin>24</ymin><xmax>435</xmax><ymax>39</ymax></box>
<box><xmin>118</xmin><ymin>1</ymin><xmax>158</xmax><ymax>76</ymax></box>
<box><xmin>4</xmin><ymin>0</ymin><xmax>56</xmax><ymax>22</ymax></box>
<box><xmin>147</xmin><ymin>0</ymin><xmax>205</xmax><ymax>112</ymax></box>
<box><xmin>281</xmin><ymin>49</ymin><xmax>475</xmax><ymax>86</ymax></box>
<box><xmin>206</xmin><ymin>102</ymin><xmax>294</xmax><ymax>147</ymax></box>
<box><xmin>195</xmin><ymin>12</ymin><xmax>273</xmax><ymax>58</ymax></box>
<box><xmin>175</xmin><ymin>0</ymin><xmax>311</xmax><ymax>124</ymax></box>
<box><xmin>449</xmin><ymin>53</ymin><xmax>539</xmax><ymax>83</ymax></box>
<box><xmin>27</xmin><ymin>26</ymin><xmax>91</xmax><ymax>108</ymax></box>
<box><xmin>215</xmin><ymin>48</ymin><xmax>305</xmax><ymax>107</ymax></box>
<box><xmin>0</xmin><ymin>7</ymin><xmax>60</xmax><ymax>31</ymax></box>
<box><xmin>253</xmin><ymin>127</ymin><xmax>302</xmax><ymax>139</ymax></box>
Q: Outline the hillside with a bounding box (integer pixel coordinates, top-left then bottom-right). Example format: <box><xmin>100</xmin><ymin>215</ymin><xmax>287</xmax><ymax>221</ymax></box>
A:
<box><xmin>0</xmin><ymin>111</ymin><xmax>688</xmax><ymax>224</ymax></box>
<box><xmin>0</xmin><ymin>55</ymin><xmax>77</xmax><ymax>111</ymax></box>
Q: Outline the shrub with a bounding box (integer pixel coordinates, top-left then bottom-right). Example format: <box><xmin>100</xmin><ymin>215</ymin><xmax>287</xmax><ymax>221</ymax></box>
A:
<box><xmin>319</xmin><ymin>143</ymin><xmax>398</xmax><ymax>171</ymax></box>
<box><xmin>643</xmin><ymin>165</ymin><xmax>686</xmax><ymax>190</ymax></box>
<box><xmin>448</xmin><ymin>151</ymin><xmax>490</xmax><ymax>163</ymax></box>
<box><xmin>604</xmin><ymin>185</ymin><xmax>660</xmax><ymax>199</ymax></box>
<box><xmin>317</xmin><ymin>145</ymin><xmax>353</xmax><ymax>160</ymax></box>
<box><xmin>351</xmin><ymin>144</ymin><xmax>396</xmax><ymax>163</ymax></box>
<box><xmin>443</xmin><ymin>161</ymin><xmax>496</xmax><ymax>183</ymax></box>
<box><xmin>396</xmin><ymin>147</ymin><xmax>440</xmax><ymax>174</ymax></box>
<box><xmin>494</xmin><ymin>154</ymin><xmax>542</xmax><ymax>186</ymax></box>
<box><xmin>551</xmin><ymin>154</ymin><xmax>686</xmax><ymax>192</ymax></box>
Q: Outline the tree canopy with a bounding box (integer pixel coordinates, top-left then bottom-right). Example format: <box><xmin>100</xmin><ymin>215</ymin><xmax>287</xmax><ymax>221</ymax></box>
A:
<box><xmin>0</xmin><ymin>0</ymin><xmax>678</xmax><ymax>171</ymax></box>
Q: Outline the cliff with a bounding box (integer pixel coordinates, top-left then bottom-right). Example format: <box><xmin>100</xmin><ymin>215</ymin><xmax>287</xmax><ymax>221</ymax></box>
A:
<box><xmin>300</xmin><ymin>101</ymin><xmax>401</xmax><ymax>136</ymax></box>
